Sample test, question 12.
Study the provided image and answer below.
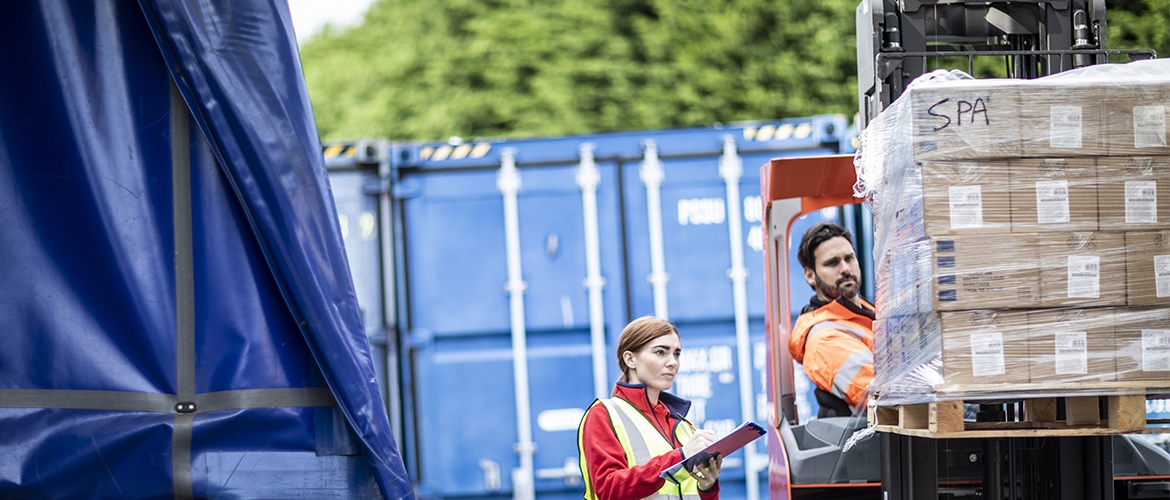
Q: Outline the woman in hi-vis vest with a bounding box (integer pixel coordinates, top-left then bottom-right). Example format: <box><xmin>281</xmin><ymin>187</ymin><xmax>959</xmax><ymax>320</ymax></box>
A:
<box><xmin>577</xmin><ymin>316</ymin><xmax>723</xmax><ymax>499</ymax></box>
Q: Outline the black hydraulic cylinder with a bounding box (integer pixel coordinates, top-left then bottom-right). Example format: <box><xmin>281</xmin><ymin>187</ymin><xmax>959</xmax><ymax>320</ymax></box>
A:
<box><xmin>982</xmin><ymin>438</ymin><xmax>1004</xmax><ymax>500</ymax></box>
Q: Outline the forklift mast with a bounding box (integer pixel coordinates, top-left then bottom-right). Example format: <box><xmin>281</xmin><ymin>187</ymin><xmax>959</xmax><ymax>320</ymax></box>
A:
<box><xmin>856</xmin><ymin>0</ymin><xmax>1152</xmax><ymax>128</ymax></box>
<box><xmin>839</xmin><ymin>3</ymin><xmax>1170</xmax><ymax>499</ymax></box>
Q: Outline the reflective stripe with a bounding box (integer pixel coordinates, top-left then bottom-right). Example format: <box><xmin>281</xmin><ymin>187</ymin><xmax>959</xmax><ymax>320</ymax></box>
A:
<box><xmin>648</xmin><ymin>494</ymin><xmax>700</xmax><ymax>500</ymax></box>
<box><xmin>609</xmin><ymin>398</ymin><xmax>701</xmax><ymax>500</ymax></box>
<box><xmin>583</xmin><ymin>398</ymin><xmax>701</xmax><ymax>500</ymax></box>
<box><xmin>808</xmin><ymin>320</ymin><xmax>870</xmax><ymax>342</ymax></box>
<box><xmin>832</xmin><ymin>349</ymin><xmax>874</xmax><ymax>404</ymax></box>
<box><xmin>600</xmin><ymin>399</ymin><xmax>652</xmax><ymax>464</ymax></box>
<box><xmin>808</xmin><ymin>318</ymin><xmax>873</xmax><ymax>407</ymax></box>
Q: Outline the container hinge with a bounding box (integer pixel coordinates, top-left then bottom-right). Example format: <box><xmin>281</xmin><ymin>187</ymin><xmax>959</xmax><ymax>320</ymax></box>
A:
<box><xmin>479</xmin><ymin>459</ymin><xmax>502</xmax><ymax>491</ymax></box>
<box><xmin>361</xmin><ymin>178</ymin><xmax>391</xmax><ymax>195</ymax></box>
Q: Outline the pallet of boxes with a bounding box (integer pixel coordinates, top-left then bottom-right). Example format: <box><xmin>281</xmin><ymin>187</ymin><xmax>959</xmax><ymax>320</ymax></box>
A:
<box><xmin>858</xmin><ymin>60</ymin><xmax>1170</xmax><ymax>438</ymax></box>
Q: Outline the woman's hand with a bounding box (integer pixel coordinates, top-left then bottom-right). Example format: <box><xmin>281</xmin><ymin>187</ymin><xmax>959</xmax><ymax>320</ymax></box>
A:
<box><xmin>680</xmin><ymin>429</ymin><xmax>715</xmax><ymax>459</ymax></box>
<box><xmin>690</xmin><ymin>455</ymin><xmax>723</xmax><ymax>491</ymax></box>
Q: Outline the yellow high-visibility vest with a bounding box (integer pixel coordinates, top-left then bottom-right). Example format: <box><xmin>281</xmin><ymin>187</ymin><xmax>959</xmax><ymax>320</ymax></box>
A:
<box><xmin>578</xmin><ymin>397</ymin><xmax>702</xmax><ymax>500</ymax></box>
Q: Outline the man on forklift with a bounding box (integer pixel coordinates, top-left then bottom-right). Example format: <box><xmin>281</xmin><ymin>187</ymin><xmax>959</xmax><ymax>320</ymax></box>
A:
<box><xmin>789</xmin><ymin>222</ymin><xmax>875</xmax><ymax>418</ymax></box>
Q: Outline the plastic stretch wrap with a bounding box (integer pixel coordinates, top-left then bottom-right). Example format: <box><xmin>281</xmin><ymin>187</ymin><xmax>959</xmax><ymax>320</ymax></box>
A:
<box><xmin>857</xmin><ymin>60</ymin><xmax>1170</xmax><ymax>405</ymax></box>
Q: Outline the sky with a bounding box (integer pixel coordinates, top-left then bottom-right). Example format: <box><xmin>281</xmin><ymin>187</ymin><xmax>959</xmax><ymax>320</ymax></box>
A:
<box><xmin>286</xmin><ymin>0</ymin><xmax>375</xmax><ymax>43</ymax></box>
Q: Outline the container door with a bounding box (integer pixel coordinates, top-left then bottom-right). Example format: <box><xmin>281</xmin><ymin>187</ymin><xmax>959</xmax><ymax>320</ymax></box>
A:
<box><xmin>327</xmin><ymin>164</ymin><xmax>407</xmax><ymax>447</ymax></box>
<box><xmin>328</xmin><ymin>168</ymin><xmax>387</xmax><ymax>378</ymax></box>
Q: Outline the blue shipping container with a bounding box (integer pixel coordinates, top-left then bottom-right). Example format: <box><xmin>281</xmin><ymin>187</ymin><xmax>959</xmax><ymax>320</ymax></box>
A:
<box><xmin>325</xmin><ymin>116</ymin><xmax>870</xmax><ymax>499</ymax></box>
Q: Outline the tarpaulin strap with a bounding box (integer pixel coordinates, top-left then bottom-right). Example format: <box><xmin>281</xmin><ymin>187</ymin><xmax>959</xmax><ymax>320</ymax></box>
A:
<box><xmin>172</xmin><ymin>75</ymin><xmax>197</xmax><ymax>500</ymax></box>
<box><xmin>0</xmin><ymin>390</ymin><xmax>177</xmax><ymax>412</ymax></box>
<box><xmin>0</xmin><ymin>388</ymin><xmax>335</xmax><ymax>413</ymax></box>
<box><xmin>164</xmin><ymin>80</ymin><xmax>342</xmax><ymax>499</ymax></box>
<box><xmin>196</xmin><ymin>388</ymin><xmax>336</xmax><ymax>412</ymax></box>
<box><xmin>173</xmin><ymin>413</ymin><xmax>195</xmax><ymax>500</ymax></box>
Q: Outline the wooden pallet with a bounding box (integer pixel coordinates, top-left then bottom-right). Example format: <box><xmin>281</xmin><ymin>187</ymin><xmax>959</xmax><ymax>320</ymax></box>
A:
<box><xmin>869</xmin><ymin>393</ymin><xmax>1170</xmax><ymax>438</ymax></box>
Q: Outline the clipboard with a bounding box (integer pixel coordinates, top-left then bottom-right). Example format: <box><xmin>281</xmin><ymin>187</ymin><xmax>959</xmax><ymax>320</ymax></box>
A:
<box><xmin>659</xmin><ymin>421</ymin><xmax>767</xmax><ymax>479</ymax></box>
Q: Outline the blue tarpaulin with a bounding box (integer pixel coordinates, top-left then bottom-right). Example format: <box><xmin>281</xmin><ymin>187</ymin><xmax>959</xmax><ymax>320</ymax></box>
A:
<box><xmin>0</xmin><ymin>1</ymin><xmax>413</xmax><ymax>497</ymax></box>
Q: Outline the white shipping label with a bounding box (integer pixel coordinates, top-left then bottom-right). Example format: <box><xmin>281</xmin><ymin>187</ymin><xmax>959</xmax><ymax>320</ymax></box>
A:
<box><xmin>1156</xmin><ymin>254</ymin><xmax>1170</xmax><ymax>298</ymax></box>
<box><xmin>1050</xmin><ymin>106</ymin><xmax>1083</xmax><ymax>148</ymax></box>
<box><xmin>1134</xmin><ymin>106</ymin><xmax>1168</xmax><ymax>148</ymax></box>
<box><xmin>1141</xmin><ymin>329</ymin><xmax>1170</xmax><ymax>372</ymax></box>
<box><xmin>1067</xmin><ymin>255</ymin><xmax>1101</xmax><ymax>298</ymax></box>
<box><xmin>1125</xmin><ymin>180</ymin><xmax>1158</xmax><ymax>224</ymax></box>
<box><xmin>1054</xmin><ymin>331</ymin><xmax>1088</xmax><ymax>375</ymax></box>
<box><xmin>970</xmin><ymin>331</ymin><xmax>1005</xmax><ymax>376</ymax></box>
<box><xmin>948</xmin><ymin>185</ymin><xmax>984</xmax><ymax>229</ymax></box>
<box><xmin>1035</xmin><ymin>180</ymin><xmax>1071</xmax><ymax>223</ymax></box>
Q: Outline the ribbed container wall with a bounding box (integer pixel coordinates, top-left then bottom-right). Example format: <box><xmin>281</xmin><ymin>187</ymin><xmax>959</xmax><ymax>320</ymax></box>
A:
<box><xmin>325</xmin><ymin>116</ymin><xmax>869</xmax><ymax>498</ymax></box>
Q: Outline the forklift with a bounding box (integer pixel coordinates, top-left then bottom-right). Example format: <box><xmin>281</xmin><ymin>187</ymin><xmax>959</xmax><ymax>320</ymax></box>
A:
<box><xmin>761</xmin><ymin>155</ymin><xmax>1170</xmax><ymax>500</ymax></box>
<box><xmin>759</xmin><ymin>1</ymin><xmax>1168</xmax><ymax>498</ymax></box>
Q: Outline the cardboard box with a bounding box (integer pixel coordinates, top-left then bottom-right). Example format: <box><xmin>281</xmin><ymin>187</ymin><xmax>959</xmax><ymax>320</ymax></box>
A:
<box><xmin>911</xmin><ymin>82</ymin><xmax>1022</xmax><ymax>161</ymax></box>
<box><xmin>1125</xmin><ymin>230</ymin><xmax>1170</xmax><ymax>306</ymax></box>
<box><xmin>1026</xmin><ymin>308</ymin><xmax>1116</xmax><ymax>384</ymax></box>
<box><xmin>1038</xmin><ymin>231</ymin><xmax>1126</xmax><ymax>307</ymax></box>
<box><xmin>873</xmin><ymin>311</ymin><xmax>1032</xmax><ymax>399</ymax></box>
<box><xmin>921</xmin><ymin>160</ymin><xmax>1013</xmax><ymax>235</ymax></box>
<box><xmin>1017</xmin><ymin>84</ymin><xmax>1107</xmax><ymax>157</ymax></box>
<box><xmin>1009</xmin><ymin>157</ymin><xmax>1098</xmax><ymax>233</ymax></box>
<box><xmin>874</xmin><ymin>235</ymin><xmax>1041</xmax><ymax>315</ymax></box>
<box><xmin>874</xmin><ymin>234</ymin><xmax>1040</xmax><ymax>314</ymax></box>
<box><xmin>1097</xmin><ymin>156</ymin><xmax>1170</xmax><ymax>229</ymax></box>
<box><xmin>1103</xmin><ymin>83</ymin><xmax>1170</xmax><ymax>157</ymax></box>
<box><xmin>875</xmin><ymin>245</ymin><xmax>929</xmax><ymax>318</ymax></box>
<box><xmin>939</xmin><ymin>310</ymin><xmax>1030</xmax><ymax>386</ymax></box>
<box><xmin>1113</xmin><ymin>307</ymin><xmax>1170</xmax><ymax>382</ymax></box>
<box><xmin>873</xmin><ymin>314</ymin><xmax>933</xmax><ymax>383</ymax></box>
<box><xmin>929</xmin><ymin>234</ymin><xmax>1040</xmax><ymax>311</ymax></box>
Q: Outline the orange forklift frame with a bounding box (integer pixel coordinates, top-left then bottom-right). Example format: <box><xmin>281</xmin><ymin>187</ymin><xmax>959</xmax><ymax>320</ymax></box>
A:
<box><xmin>759</xmin><ymin>155</ymin><xmax>1170</xmax><ymax>500</ymax></box>
<box><xmin>760</xmin><ymin>154</ymin><xmax>872</xmax><ymax>498</ymax></box>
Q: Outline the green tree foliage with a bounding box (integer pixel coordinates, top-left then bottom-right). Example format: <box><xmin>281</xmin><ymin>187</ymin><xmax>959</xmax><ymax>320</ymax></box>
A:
<box><xmin>1107</xmin><ymin>0</ymin><xmax>1170</xmax><ymax>61</ymax></box>
<box><xmin>298</xmin><ymin>0</ymin><xmax>1166</xmax><ymax>142</ymax></box>
<box><xmin>299</xmin><ymin>0</ymin><xmax>635</xmax><ymax>140</ymax></box>
<box><xmin>299</xmin><ymin>0</ymin><xmax>857</xmax><ymax>141</ymax></box>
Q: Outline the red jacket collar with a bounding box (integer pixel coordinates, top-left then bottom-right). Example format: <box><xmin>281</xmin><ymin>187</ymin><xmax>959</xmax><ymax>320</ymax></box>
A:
<box><xmin>612</xmin><ymin>381</ymin><xmax>692</xmax><ymax>421</ymax></box>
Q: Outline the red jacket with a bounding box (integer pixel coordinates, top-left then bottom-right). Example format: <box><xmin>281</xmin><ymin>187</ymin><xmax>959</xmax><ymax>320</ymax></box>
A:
<box><xmin>790</xmin><ymin>296</ymin><xmax>875</xmax><ymax>409</ymax></box>
<box><xmin>578</xmin><ymin>382</ymin><xmax>719</xmax><ymax>499</ymax></box>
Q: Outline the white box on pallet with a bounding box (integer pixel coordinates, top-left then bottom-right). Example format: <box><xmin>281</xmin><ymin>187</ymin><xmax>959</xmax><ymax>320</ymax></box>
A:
<box><xmin>1009</xmin><ymin>157</ymin><xmax>1099</xmax><ymax>233</ymax></box>
<box><xmin>1038</xmin><ymin>231</ymin><xmax>1127</xmax><ymax>308</ymax></box>
<box><xmin>910</xmin><ymin>83</ymin><xmax>1022</xmax><ymax>161</ymax></box>
<box><xmin>938</xmin><ymin>310</ymin><xmax>1031</xmax><ymax>387</ymax></box>
<box><xmin>1017</xmin><ymin>83</ymin><xmax>1108</xmax><ymax>158</ymax></box>
<box><xmin>1027</xmin><ymin>308</ymin><xmax>1116</xmax><ymax>384</ymax></box>
<box><xmin>1097</xmin><ymin>156</ymin><xmax>1170</xmax><ymax>230</ymax></box>
<box><xmin>1103</xmin><ymin>83</ymin><xmax>1170</xmax><ymax>157</ymax></box>
<box><xmin>1125</xmin><ymin>230</ymin><xmax>1170</xmax><ymax>306</ymax></box>
<box><xmin>1114</xmin><ymin>307</ymin><xmax>1170</xmax><ymax>382</ymax></box>
<box><xmin>921</xmin><ymin>160</ymin><xmax>1013</xmax><ymax>235</ymax></box>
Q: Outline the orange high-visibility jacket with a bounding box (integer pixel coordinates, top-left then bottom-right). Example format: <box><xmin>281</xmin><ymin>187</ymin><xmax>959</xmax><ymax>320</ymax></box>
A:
<box><xmin>790</xmin><ymin>297</ymin><xmax>875</xmax><ymax>410</ymax></box>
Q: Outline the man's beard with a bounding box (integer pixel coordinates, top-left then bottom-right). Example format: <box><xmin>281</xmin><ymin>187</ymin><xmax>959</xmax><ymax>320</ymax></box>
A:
<box><xmin>815</xmin><ymin>273</ymin><xmax>859</xmax><ymax>300</ymax></box>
